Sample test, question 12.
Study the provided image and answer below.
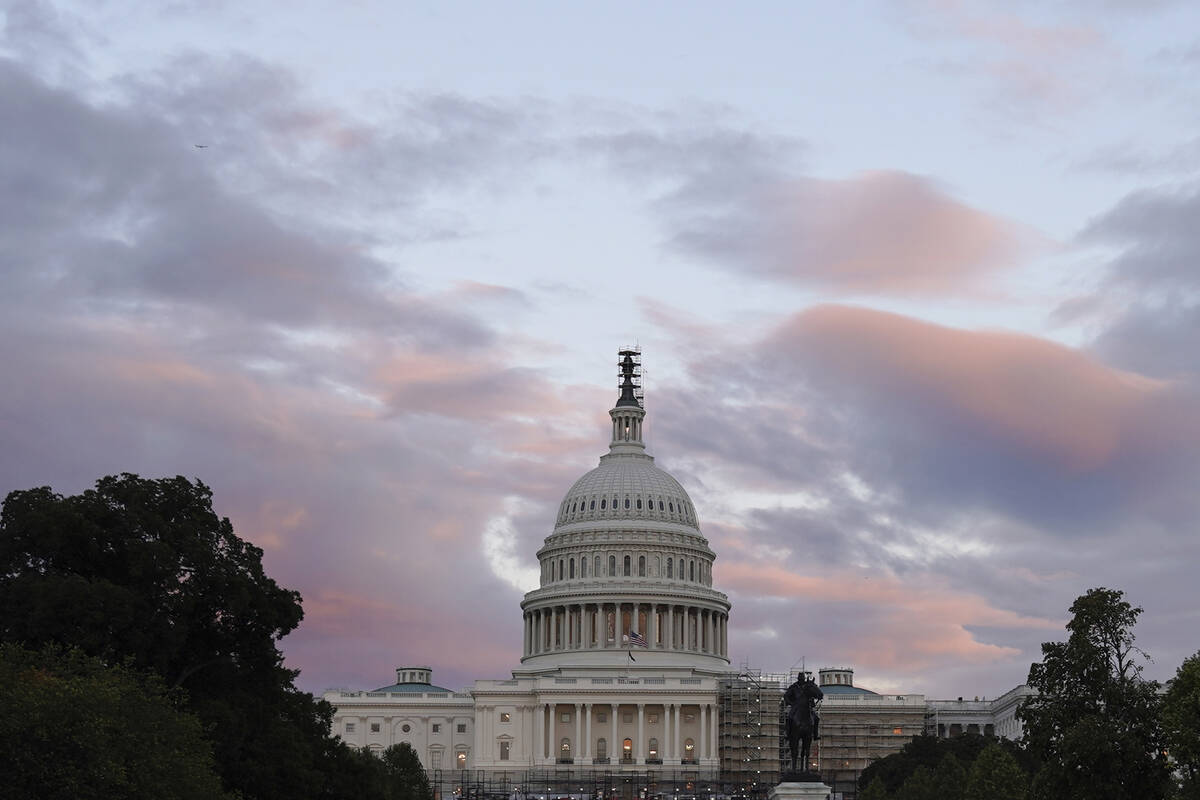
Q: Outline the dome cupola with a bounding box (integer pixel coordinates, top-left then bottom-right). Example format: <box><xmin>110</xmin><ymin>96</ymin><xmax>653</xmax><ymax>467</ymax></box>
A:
<box><xmin>519</xmin><ymin>349</ymin><xmax>731</xmax><ymax>672</ymax></box>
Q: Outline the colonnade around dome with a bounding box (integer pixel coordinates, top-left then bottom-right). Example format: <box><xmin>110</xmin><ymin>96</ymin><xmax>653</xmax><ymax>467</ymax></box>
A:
<box><xmin>522</xmin><ymin>601</ymin><xmax>729</xmax><ymax>660</ymax></box>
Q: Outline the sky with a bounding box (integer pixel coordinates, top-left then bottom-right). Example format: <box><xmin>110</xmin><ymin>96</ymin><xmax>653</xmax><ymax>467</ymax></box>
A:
<box><xmin>2</xmin><ymin>0</ymin><xmax>1199</xmax><ymax>701</ymax></box>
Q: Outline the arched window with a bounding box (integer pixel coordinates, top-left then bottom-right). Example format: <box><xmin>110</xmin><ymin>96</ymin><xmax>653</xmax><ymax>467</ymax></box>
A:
<box><xmin>623</xmin><ymin>555</ymin><xmax>631</xmax><ymax>576</ymax></box>
<box><xmin>596</xmin><ymin>737</ymin><xmax>607</xmax><ymax>759</ymax></box>
<box><xmin>569</xmin><ymin>559</ymin><xmax>575</xmax><ymax>579</ymax></box>
<box><xmin>560</xmin><ymin>737</ymin><xmax>572</xmax><ymax>762</ymax></box>
<box><xmin>456</xmin><ymin>752</ymin><xmax>467</xmax><ymax>769</ymax></box>
<box><xmin>559</xmin><ymin>559</ymin><xmax>564</xmax><ymax>580</ymax></box>
<box><xmin>581</xmin><ymin>558</ymin><xmax>588</xmax><ymax>578</ymax></box>
<box><xmin>667</xmin><ymin>558</ymin><xmax>673</xmax><ymax>578</ymax></box>
<box><xmin>690</xmin><ymin>561</ymin><xmax>695</xmax><ymax>582</ymax></box>
<box><xmin>648</xmin><ymin>737</ymin><xmax>659</xmax><ymax>761</ymax></box>
<box><xmin>638</xmin><ymin>556</ymin><xmax>646</xmax><ymax>577</ymax></box>
<box><xmin>594</xmin><ymin>556</ymin><xmax>600</xmax><ymax>576</ymax></box>
<box><xmin>609</xmin><ymin>555</ymin><xmax>616</xmax><ymax>576</ymax></box>
<box><xmin>684</xmin><ymin>739</ymin><xmax>695</xmax><ymax>762</ymax></box>
<box><xmin>622</xmin><ymin>738</ymin><xmax>633</xmax><ymax>763</ymax></box>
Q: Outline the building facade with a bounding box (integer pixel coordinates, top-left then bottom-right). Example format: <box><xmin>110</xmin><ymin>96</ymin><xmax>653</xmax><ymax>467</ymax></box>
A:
<box><xmin>324</xmin><ymin>352</ymin><xmax>1031</xmax><ymax>800</ymax></box>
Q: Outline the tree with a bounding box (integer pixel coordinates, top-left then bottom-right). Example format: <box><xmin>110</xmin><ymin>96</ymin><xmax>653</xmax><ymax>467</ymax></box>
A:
<box><xmin>858</xmin><ymin>733</ymin><xmax>1021</xmax><ymax>796</ymax></box>
<box><xmin>0</xmin><ymin>474</ymin><xmax>378</xmax><ymax>800</ymax></box>
<box><xmin>859</xmin><ymin>776</ymin><xmax>890</xmax><ymax>800</ymax></box>
<box><xmin>963</xmin><ymin>742</ymin><xmax>1027</xmax><ymax>800</ymax></box>
<box><xmin>381</xmin><ymin>742</ymin><xmax>433</xmax><ymax>800</ymax></box>
<box><xmin>1163</xmin><ymin>651</ymin><xmax>1200</xmax><ymax>798</ymax></box>
<box><xmin>931</xmin><ymin>753</ymin><xmax>967</xmax><ymax>800</ymax></box>
<box><xmin>0</xmin><ymin>643</ymin><xmax>232</xmax><ymax>800</ymax></box>
<box><xmin>1019</xmin><ymin>587</ymin><xmax>1172</xmax><ymax>800</ymax></box>
<box><xmin>895</xmin><ymin>764</ymin><xmax>937</xmax><ymax>800</ymax></box>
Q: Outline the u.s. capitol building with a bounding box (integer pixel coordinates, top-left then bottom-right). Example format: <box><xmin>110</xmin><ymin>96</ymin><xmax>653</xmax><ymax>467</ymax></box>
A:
<box><xmin>324</xmin><ymin>351</ymin><xmax>1030</xmax><ymax>800</ymax></box>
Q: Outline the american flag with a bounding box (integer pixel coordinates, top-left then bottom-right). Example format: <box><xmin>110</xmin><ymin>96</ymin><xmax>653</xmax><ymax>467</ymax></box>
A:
<box><xmin>625</xmin><ymin>630</ymin><xmax>648</xmax><ymax>648</ymax></box>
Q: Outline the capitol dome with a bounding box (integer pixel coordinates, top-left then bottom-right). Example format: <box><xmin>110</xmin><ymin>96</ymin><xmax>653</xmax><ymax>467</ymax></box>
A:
<box><xmin>519</xmin><ymin>350</ymin><xmax>730</xmax><ymax>671</ymax></box>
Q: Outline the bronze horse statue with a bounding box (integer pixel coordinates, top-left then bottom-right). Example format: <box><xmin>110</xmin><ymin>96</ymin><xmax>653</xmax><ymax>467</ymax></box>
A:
<box><xmin>784</xmin><ymin>674</ymin><xmax>823</xmax><ymax>776</ymax></box>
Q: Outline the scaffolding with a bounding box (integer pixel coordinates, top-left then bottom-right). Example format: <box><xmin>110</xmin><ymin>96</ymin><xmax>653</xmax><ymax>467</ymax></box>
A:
<box><xmin>717</xmin><ymin>669</ymin><xmax>788</xmax><ymax>797</ymax></box>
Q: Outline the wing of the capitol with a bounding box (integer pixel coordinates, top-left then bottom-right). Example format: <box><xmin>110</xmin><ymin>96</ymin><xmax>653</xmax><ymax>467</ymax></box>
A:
<box><xmin>324</xmin><ymin>350</ymin><xmax>1032</xmax><ymax>800</ymax></box>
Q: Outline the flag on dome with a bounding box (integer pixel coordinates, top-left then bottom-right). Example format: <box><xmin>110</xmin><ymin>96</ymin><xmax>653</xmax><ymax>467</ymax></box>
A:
<box><xmin>627</xmin><ymin>630</ymin><xmax>648</xmax><ymax>648</ymax></box>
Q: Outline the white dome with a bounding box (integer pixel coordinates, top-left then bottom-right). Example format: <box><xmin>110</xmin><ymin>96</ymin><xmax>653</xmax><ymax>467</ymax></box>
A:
<box><xmin>553</xmin><ymin>453</ymin><xmax>699</xmax><ymax>530</ymax></box>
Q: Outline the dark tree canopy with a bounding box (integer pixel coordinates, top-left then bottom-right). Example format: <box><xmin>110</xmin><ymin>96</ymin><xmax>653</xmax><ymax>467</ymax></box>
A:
<box><xmin>0</xmin><ymin>643</ymin><xmax>232</xmax><ymax>800</ymax></box>
<box><xmin>1019</xmin><ymin>587</ymin><xmax>1172</xmax><ymax>800</ymax></box>
<box><xmin>0</xmin><ymin>474</ymin><xmax>378</xmax><ymax>800</ymax></box>
<box><xmin>858</xmin><ymin>733</ymin><xmax>1031</xmax><ymax>796</ymax></box>
<box><xmin>1163</xmin><ymin>651</ymin><xmax>1200</xmax><ymax>798</ymax></box>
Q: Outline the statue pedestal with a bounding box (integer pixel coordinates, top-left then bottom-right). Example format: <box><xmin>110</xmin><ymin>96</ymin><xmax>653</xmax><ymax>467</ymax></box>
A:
<box><xmin>770</xmin><ymin>776</ymin><xmax>831</xmax><ymax>800</ymax></box>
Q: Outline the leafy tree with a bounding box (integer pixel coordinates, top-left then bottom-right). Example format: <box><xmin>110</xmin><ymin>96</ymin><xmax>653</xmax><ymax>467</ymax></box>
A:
<box><xmin>963</xmin><ymin>742</ymin><xmax>1027</xmax><ymax>800</ymax></box>
<box><xmin>859</xmin><ymin>776</ymin><xmax>890</xmax><ymax>800</ymax></box>
<box><xmin>1163</xmin><ymin>651</ymin><xmax>1200</xmax><ymax>798</ymax></box>
<box><xmin>858</xmin><ymin>733</ymin><xmax>1017</xmax><ymax>795</ymax></box>
<box><xmin>0</xmin><ymin>643</ymin><xmax>232</xmax><ymax>800</ymax></box>
<box><xmin>895</xmin><ymin>764</ymin><xmax>937</xmax><ymax>800</ymax></box>
<box><xmin>1019</xmin><ymin>587</ymin><xmax>1172</xmax><ymax>800</ymax></box>
<box><xmin>0</xmin><ymin>474</ymin><xmax>377</xmax><ymax>800</ymax></box>
<box><xmin>382</xmin><ymin>742</ymin><xmax>433</xmax><ymax>800</ymax></box>
<box><xmin>931</xmin><ymin>752</ymin><xmax>967</xmax><ymax>800</ymax></box>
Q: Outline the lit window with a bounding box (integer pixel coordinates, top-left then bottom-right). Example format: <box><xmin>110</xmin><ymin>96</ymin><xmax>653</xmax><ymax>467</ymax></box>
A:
<box><xmin>685</xmin><ymin>739</ymin><xmax>695</xmax><ymax>753</ymax></box>
<box><xmin>648</xmin><ymin>738</ymin><xmax>659</xmax><ymax>759</ymax></box>
<box><xmin>500</xmin><ymin>741</ymin><xmax>510</xmax><ymax>760</ymax></box>
<box><xmin>500</xmin><ymin>712</ymin><xmax>511</xmax><ymax>723</ymax></box>
<box><xmin>893</xmin><ymin>727</ymin><xmax>903</xmax><ymax>735</ymax></box>
<box><xmin>623</xmin><ymin>738</ymin><xmax>633</xmax><ymax>756</ymax></box>
<box><xmin>561</xmin><ymin>738</ymin><xmax>571</xmax><ymax>756</ymax></box>
<box><xmin>456</xmin><ymin>752</ymin><xmax>467</xmax><ymax>769</ymax></box>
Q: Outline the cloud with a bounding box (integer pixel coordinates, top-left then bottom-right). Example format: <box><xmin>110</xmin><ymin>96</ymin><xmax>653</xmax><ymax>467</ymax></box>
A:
<box><xmin>674</xmin><ymin>171</ymin><xmax>1038</xmax><ymax>295</ymax></box>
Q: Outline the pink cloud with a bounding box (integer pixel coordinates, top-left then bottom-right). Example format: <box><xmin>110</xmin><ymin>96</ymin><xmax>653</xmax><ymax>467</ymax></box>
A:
<box><xmin>772</xmin><ymin>305</ymin><xmax>1171</xmax><ymax>471</ymax></box>
<box><xmin>753</xmin><ymin>171</ymin><xmax>1038</xmax><ymax>294</ymax></box>
<box><xmin>721</xmin><ymin>560</ymin><xmax>1057</xmax><ymax>671</ymax></box>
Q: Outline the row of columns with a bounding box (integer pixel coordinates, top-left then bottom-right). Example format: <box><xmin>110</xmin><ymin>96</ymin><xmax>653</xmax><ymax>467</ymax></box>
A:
<box><xmin>532</xmin><ymin>702</ymin><xmax>719</xmax><ymax>766</ymax></box>
<box><xmin>523</xmin><ymin>602</ymin><xmax>728</xmax><ymax>658</ymax></box>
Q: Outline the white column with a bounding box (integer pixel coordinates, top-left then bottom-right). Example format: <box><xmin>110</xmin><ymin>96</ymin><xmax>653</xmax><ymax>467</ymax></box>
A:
<box><xmin>536</xmin><ymin>703</ymin><xmax>545</xmax><ymax>764</ymax></box>
<box><xmin>637</xmin><ymin>703</ymin><xmax>645</xmax><ymax>765</ymax></box>
<box><xmin>664</xmin><ymin>703</ymin><xmax>673</xmax><ymax>762</ymax></box>
<box><xmin>711</xmin><ymin>703</ymin><xmax>718</xmax><ymax>762</ymax></box>
<box><xmin>649</xmin><ymin>604</ymin><xmax>657</xmax><ymax>647</ymax></box>
<box><xmin>575</xmin><ymin>703</ymin><xmax>582</xmax><ymax>762</ymax></box>
<box><xmin>674</xmin><ymin>704</ymin><xmax>681</xmax><ymax>763</ymax></box>
<box><xmin>584</xmin><ymin>703</ymin><xmax>592</xmax><ymax>761</ymax></box>
<box><xmin>611</xmin><ymin>703</ymin><xmax>618</xmax><ymax>762</ymax></box>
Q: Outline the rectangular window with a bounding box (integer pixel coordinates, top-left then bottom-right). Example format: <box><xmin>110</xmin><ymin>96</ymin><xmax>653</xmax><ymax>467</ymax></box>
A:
<box><xmin>892</xmin><ymin>727</ymin><xmax>903</xmax><ymax>735</ymax></box>
<box><xmin>500</xmin><ymin>712</ymin><xmax>511</xmax><ymax>722</ymax></box>
<box><xmin>648</xmin><ymin>714</ymin><xmax>659</xmax><ymax>724</ymax></box>
<box><xmin>499</xmin><ymin>741</ymin><xmax>510</xmax><ymax>760</ymax></box>
<box><xmin>561</xmin><ymin>712</ymin><xmax>571</xmax><ymax>723</ymax></box>
<box><xmin>345</xmin><ymin>722</ymin><xmax>356</xmax><ymax>733</ymax></box>
<box><xmin>432</xmin><ymin>724</ymin><xmax>441</xmax><ymax>733</ymax></box>
<box><xmin>370</xmin><ymin>723</ymin><xmax>381</xmax><ymax>733</ymax></box>
<box><xmin>623</xmin><ymin>713</ymin><xmax>633</xmax><ymax>724</ymax></box>
<box><xmin>597</xmin><ymin>712</ymin><xmax>607</xmax><ymax>723</ymax></box>
<box><xmin>457</xmin><ymin>723</ymin><xmax>467</xmax><ymax>733</ymax></box>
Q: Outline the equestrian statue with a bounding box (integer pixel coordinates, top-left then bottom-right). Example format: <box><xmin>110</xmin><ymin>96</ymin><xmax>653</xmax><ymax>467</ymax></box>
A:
<box><xmin>783</xmin><ymin>672</ymin><xmax>823</xmax><ymax>779</ymax></box>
